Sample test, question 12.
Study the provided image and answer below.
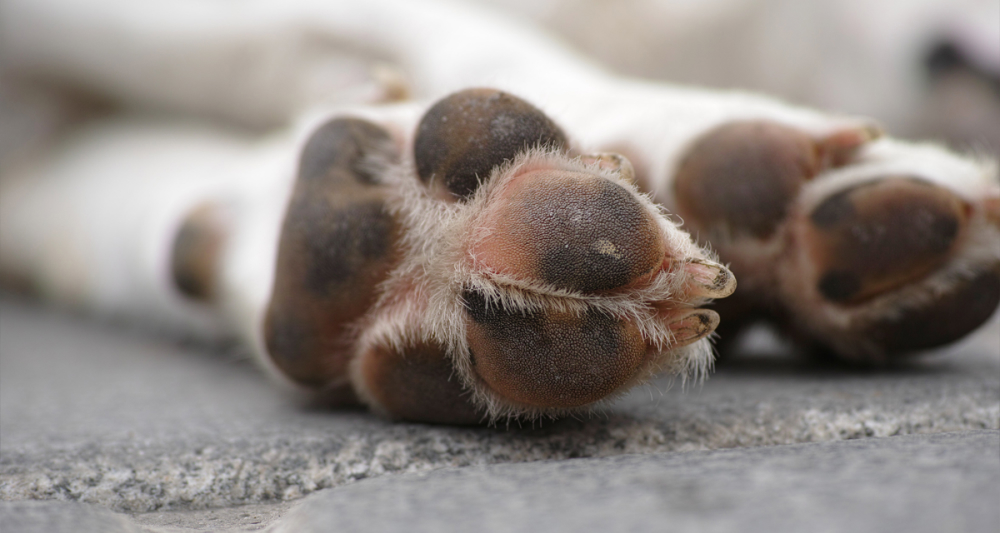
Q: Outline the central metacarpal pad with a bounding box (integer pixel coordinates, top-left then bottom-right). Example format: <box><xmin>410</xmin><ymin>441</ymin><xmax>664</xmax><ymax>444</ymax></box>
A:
<box><xmin>463</xmin><ymin>290</ymin><xmax>647</xmax><ymax>408</ymax></box>
<box><xmin>470</xmin><ymin>170</ymin><xmax>666</xmax><ymax>293</ymax></box>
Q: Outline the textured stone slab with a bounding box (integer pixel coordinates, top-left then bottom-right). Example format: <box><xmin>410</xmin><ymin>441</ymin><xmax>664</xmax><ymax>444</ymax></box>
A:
<box><xmin>129</xmin><ymin>501</ymin><xmax>292</xmax><ymax>532</ymax></box>
<box><xmin>0</xmin><ymin>430</ymin><xmax>1000</xmax><ymax>533</ymax></box>
<box><xmin>5</xmin><ymin>431</ymin><xmax>995</xmax><ymax>533</ymax></box>
<box><xmin>2</xmin><ymin>300</ymin><xmax>998</xmax><ymax>512</ymax></box>
<box><xmin>276</xmin><ymin>430</ymin><xmax>1000</xmax><ymax>533</ymax></box>
<box><xmin>0</xmin><ymin>500</ymin><xmax>141</xmax><ymax>533</ymax></box>
<box><xmin>0</xmin><ymin>499</ymin><xmax>291</xmax><ymax>533</ymax></box>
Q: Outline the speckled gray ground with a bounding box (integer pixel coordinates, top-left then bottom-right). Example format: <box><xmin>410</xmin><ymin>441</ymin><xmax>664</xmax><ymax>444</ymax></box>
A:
<box><xmin>1</xmin><ymin>299</ymin><xmax>998</xmax><ymax>531</ymax></box>
<box><xmin>4</xmin><ymin>431</ymin><xmax>998</xmax><ymax>533</ymax></box>
<box><xmin>1</xmin><ymin>500</ymin><xmax>143</xmax><ymax>533</ymax></box>
<box><xmin>275</xmin><ymin>430</ymin><xmax>1000</xmax><ymax>533</ymax></box>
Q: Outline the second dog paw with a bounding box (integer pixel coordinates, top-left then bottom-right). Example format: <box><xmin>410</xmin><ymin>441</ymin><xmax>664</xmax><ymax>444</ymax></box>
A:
<box><xmin>672</xmin><ymin>119</ymin><xmax>1000</xmax><ymax>362</ymax></box>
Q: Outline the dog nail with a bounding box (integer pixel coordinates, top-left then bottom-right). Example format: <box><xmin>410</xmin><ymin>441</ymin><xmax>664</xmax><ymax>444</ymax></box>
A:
<box><xmin>685</xmin><ymin>259</ymin><xmax>737</xmax><ymax>298</ymax></box>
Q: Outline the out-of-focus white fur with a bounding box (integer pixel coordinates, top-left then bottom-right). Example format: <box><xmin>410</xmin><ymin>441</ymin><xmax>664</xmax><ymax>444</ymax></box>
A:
<box><xmin>474</xmin><ymin>0</ymin><xmax>1000</xmax><ymax>141</ymax></box>
<box><xmin>0</xmin><ymin>120</ymin><xmax>282</xmax><ymax>339</ymax></box>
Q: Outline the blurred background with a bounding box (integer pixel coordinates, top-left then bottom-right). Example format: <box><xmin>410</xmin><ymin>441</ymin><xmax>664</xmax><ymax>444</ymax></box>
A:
<box><xmin>2</xmin><ymin>0</ymin><xmax>998</xmax><ymax>177</ymax></box>
<box><xmin>475</xmin><ymin>0</ymin><xmax>1000</xmax><ymax>152</ymax></box>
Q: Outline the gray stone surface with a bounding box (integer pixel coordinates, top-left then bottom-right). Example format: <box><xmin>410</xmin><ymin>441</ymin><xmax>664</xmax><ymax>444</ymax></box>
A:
<box><xmin>0</xmin><ymin>499</ymin><xmax>291</xmax><ymax>532</ymax></box>
<box><xmin>3</xmin><ymin>432</ymin><xmax>996</xmax><ymax>533</ymax></box>
<box><xmin>130</xmin><ymin>501</ymin><xmax>293</xmax><ymax>532</ymax></box>
<box><xmin>276</xmin><ymin>430</ymin><xmax>1000</xmax><ymax>533</ymax></box>
<box><xmin>0</xmin><ymin>500</ymin><xmax>141</xmax><ymax>533</ymax></box>
<box><xmin>2</xmin><ymin>300</ymin><xmax>998</xmax><ymax>513</ymax></box>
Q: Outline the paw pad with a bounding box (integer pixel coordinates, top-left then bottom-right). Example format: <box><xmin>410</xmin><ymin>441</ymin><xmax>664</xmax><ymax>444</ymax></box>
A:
<box><xmin>806</xmin><ymin>178</ymin><xmax>967</xmax><ymax>304</ymax></box>
<box><xmin>470</xmin><ymin>170</ymin><xmax>666</xmax><ymax>293</ymax></box>
<box><xmin>864</xmin><ymin>269</ymin><xmax>1000</xmax><ymax>353</ymax></box>
<box><xmin>171</xmin><ymin>203</ymin><xmax>229</xmax><ymax>301</ymax></box>
<box><xmin>265</xmin><ymin>118</ymin><xmax>403</xmax><ymax>386</ymax></box>
<box><xmin>359</xmin><ymin>339</ymin><xmax>483</xmax><ymax>424</ymax></box>
<box><xmin>463</xmin><ymin>289</ymin><xmax>647</xmax><ymax>408</ymax></box>
<box><xmin>674</xmin><ymin>121</ymin><xmax>820</xmax><ymax>240</ymax></box>
<box><xmin>414</xmin><ymin>88</ymin><xmax>568</xmax><ymax>200</ymax></box>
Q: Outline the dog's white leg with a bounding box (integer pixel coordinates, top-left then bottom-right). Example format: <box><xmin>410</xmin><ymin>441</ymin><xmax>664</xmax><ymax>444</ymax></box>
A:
<box><xmin>0</xmin><ymin>119</ymin><xmax>291</xmax><ymax>340</ymax></box>
<box><xmin>468</xmin><ymin>0</ymin><xmax>1000</xmax><ymax>145</ymax></box>
<box><xmin>0</xmin><ymin>0</ymin><xmax>604</xmax><ymax>127</ymax></box>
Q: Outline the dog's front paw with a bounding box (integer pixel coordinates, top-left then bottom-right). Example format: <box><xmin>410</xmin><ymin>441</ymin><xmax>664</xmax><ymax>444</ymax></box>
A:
<box><xmin>672</xmin><ymin>120</ymin><xmax>1000</xmax><ymax>362</ymax></box>
<box><xmin>264</xmin><ymin>89</ymin><xmax>735</xmax><ymax>423</ymax></box>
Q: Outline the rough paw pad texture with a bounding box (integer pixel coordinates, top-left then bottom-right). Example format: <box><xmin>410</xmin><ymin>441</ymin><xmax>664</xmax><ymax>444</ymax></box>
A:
<box><xmin>414</xmin><ymin>88</ymin><xmax>568</xmax><ymax>200</ymax></box>
<box><xmin>674</xmin><ymin>121</ymin><xmax>820</xmax><ymax>240</ymax></box>
<box><xmin>807</xmin><ymin>178</ymin><xmax>967</xmax><ymax>304</ymax></box>
<box><xmin>264</xmin><ymin>118</ymin><xmax>402</xmax><ymax>386</ymax></box>
<box><xmin>472</xmin><ymin>170</ymin><xmax>665</xmax><ymax>293</ymax></box>
<box><xmin>463</xmin><ymin>290</ymin><xmax>646</xmax><ymax>409</ymax></box>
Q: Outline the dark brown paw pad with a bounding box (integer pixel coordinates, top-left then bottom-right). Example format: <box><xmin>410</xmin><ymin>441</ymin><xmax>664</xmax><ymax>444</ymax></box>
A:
<box><xmin>264</xmin><ymin>118</ymin><xmax>403</xmax><ymax>386</ymax></box>
<box><xmin>463</xmin><ymin>290</ymin><xmax>647</xmax><ymax>409</ymax></box>
<box><xmin>673</xmin><ymin>120</ymin><xmax>879</xmax><ymax>242</ymax></box>
<box><xmin>414</xmin><ymin>88</ymin><xmax>568</xmax><ymax>201</ymax></box>
<box><xmin>470</xmin><ymin>169</ymin><xmax>666</xmax><ymax>293</ymax></box>
<box><xmin>171</xmin><ymin>203</ymin><xmax>230</xmax><ymax>301</ymax></box>
<box><xmin>805</xmin><ymin>177</ymin><xmax>969</xmax><ymax>304</ymax></box>
<box><xmin>299</xmin><ymin>116</ymin><xmax>398</xmax><ymax>184</ymax></box>
<box><xmin>358</xmin><ymin>339</ymin><xmax>483</xmax><ymax>424</ymax></box>
<box><xmin>864</xmin><ymin>269</ymin><xmax>1000</xmax><ymax>354</ymax></box>
<box><xmin>674</xmin><ymin>121</ymin><xmax>822</xmax><ymax>240</ymax></box>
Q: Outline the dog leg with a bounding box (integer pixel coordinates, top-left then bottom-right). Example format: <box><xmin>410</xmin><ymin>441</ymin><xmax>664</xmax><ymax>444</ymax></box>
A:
<box><xmin>0</xmin><ymin>119</ymin><xmax>284</xmax><ymax>340</ymax></box>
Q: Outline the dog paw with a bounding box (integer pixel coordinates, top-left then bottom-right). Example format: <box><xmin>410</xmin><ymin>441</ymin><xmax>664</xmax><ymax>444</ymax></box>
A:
<box><xmin>672</xmin><ymin>120</ymin><xmax>1000</xmax><ymax>362</ymax></box>
<box><xmin>263</xmin><ymin>89</ymin><xmax>735</xmax><ymax>422</ymax></box>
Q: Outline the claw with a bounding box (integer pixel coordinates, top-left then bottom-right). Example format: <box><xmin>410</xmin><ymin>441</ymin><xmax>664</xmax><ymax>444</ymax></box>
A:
<box><xmin>684</xmin><ymin>258</ymin><xmax>737</xmax><ymax>298</ymax></box>
<box><xmin>580</xmin><ymin>152</ymin><xmax>636</xmax><ymax>185</ymax></box>
<box><xmin>665</xmin><ymin>309</ymin><xmax>721</xmax><ymax>347</ymax></box>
